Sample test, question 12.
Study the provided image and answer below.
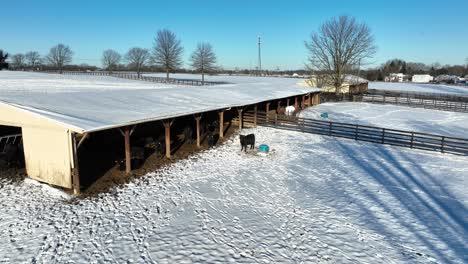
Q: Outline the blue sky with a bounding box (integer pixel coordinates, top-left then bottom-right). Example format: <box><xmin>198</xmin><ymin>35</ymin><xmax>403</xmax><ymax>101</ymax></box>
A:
<box><xmin>3</xmin><ymin>0</ymin><xmax>468</xmax><ymax>70</ymax></box>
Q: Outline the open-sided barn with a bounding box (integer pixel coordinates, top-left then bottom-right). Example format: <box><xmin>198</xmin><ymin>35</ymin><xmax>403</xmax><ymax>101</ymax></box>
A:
<box><xmin>0</xmin><ymin>71</ymin><xmax>320</xmax><ymax>194</ymax></box>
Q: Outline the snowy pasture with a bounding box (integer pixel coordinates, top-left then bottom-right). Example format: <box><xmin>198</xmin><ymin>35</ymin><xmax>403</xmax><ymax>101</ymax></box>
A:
<box><xmin>300</xmin><ymin>102</ymin><xmax>468</xmax><ymax>138</ymax></box>
<box><xmin>369</xmin><ymin>82</ymin><xmax>468</xmax><ymax>95</ymax></box>
<box><xmin>0</xmin><ymin>127</ymin><xmax>466</xmax><ymax>263</ymax></box>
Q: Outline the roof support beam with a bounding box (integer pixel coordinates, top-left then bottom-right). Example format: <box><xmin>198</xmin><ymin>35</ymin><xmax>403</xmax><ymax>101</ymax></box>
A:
<box><xmin>194</xmin><ymin>114</ymin><xmax>202</xmax><ymax>148</ymax></box>
<box><xmin>124</xmin><ymin>126</ymin><xmax>131</xmax><ymax>174</ymax></box>
<box><xmin>237</xmin><ymin>108</ymin><xmax>243</xmax><ymax>130</ymax></box>
<box><xmin>71</xmin><ymin>133</ymin><xmax>81</xmax><ymax>195</ymax></box>
<box><xmin>218</xmin><ymin>111</ymin><xmax>224</xmax><ymax>139</ymax></box>
<box><xmin>266</xmin><ymin>102</ymin><xmax>270</xmax><ymax>123</ymax></box>
<box><xmin>163</xmin><ymin>119</ymin><xmax>174</xmax><ymax>159</ymax></box>
<box><xmin>76</xmin><ymin>133</ymin><xmax>89</xmax><ymax>150</ymax></box>
<box><xmin>253</xmin><ymin>104</ymin><xmax>257</xmax><ymax>128</ymax></box>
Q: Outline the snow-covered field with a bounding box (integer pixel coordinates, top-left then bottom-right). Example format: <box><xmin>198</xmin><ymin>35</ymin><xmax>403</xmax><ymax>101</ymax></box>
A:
<box><xmin>300</xmin><ymin>102</ymin><xmax>468</xmax><ymax>138</ymax></box>
<box><xmin>0</xmin><ymin>71</ymin><xmax>175</xmax><ymax>92</ymax></box>
<box><xmin>369</xmin><ymin>82</ymin><xmax>468</xmax><ymax>95</ymax></box>
<box><xmin>1</xmin><ymin>127</ymin><xmax>466</xmax><ymax>263</ymax></box>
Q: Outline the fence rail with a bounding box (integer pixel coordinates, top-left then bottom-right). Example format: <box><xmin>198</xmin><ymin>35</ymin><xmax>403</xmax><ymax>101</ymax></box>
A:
<box><xmin>357</xmin><ymin>94</ymin><xmax>468</xmax><ymax>113</ymax></box>
<box><xmin>367</xmin><ymin>89</ymin><xmax>468</xmax><ymax>102</ymax></box>
<box><xmin>241</xmin><ymin>111</ymin><xmax>468</xmax><ymax>156</ymax></box>
<box><xmin>0</xmin><ymin>134</ymin><xmax>22</xmax><ymax>154</ymax></box>
<box><xmin>40</xmin><ymin>71</ymin><xmax>229</xmax><ymax>86</ymax></box>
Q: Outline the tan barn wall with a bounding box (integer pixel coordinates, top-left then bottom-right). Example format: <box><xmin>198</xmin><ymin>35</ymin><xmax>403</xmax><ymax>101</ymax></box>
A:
<box><xmin>22</xmin><ymin>126</ymin><xmax>73</xmax><ymax>189</ymax></box>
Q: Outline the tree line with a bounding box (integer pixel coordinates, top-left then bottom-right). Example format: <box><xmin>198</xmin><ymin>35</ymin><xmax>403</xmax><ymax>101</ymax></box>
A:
<box><xmin>5</xmin><ymin>29</ymin><xmax>218</xmax><ymax>82</ymax></box>
<box><xmin>361</xmin><ymin>58</ymin><xmax>468</xmax><ymax>81</ymax></box>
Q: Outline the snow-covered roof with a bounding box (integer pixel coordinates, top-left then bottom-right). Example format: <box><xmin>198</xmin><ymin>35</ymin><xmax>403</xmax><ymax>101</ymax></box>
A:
<box><xmin>0</xmin><ymin>71</ymin><xmax>319</xmax><ymax>133</ymax></box>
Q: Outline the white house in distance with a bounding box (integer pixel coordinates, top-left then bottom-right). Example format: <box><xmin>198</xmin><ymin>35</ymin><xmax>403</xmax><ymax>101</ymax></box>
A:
<box><xmin>385</xmin><ymin>73</ymin><xmax>405</xmax><ymax>82</ymax></box>
<box><xmin>435</xmin><ymin>75</ymin><xmax>460</xmax><ymax>83</ymax></box>
<box><xmin>412</xmin><ymin>74</ymin><xmax>434</xmax><ymax>83</ymax></box>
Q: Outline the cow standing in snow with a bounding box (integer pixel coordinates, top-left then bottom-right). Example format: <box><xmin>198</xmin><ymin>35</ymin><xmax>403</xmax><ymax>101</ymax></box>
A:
<box><xmin>240</xmin><ymin>134</ymin><xmax>255</xmax><ymax>152</ymax></box>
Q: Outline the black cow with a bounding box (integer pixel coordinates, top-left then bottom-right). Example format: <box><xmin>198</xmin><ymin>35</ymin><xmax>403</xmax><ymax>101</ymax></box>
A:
<box><xmin>115</xmin><ymin>146</ymin><xmax>145</xmax><ymax>171</ymax></box>
<box><xmin>240</xmin><ymin>134</ymin><xmax>255</xmax><ymax>152</ymax></box>
<box><xmin>183</xmin><ymin>126</ymin><xmax>194</xmax><ymax>144</ymax></box>
<box><xmin>207</xmin><ymin>131</ymin><xmax>215</xmax><ymax>148</ymax></box>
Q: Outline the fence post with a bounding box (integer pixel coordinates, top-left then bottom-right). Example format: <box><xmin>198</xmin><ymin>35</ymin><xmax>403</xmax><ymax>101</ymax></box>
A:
<box><xmin>355</xmin><ymin>124</ymin><xmax>358</xmax><ymax>140</ymax></box>
<box><xmin>410</xmin><ymin>132</ymin><xmax>414</xmax><ymax>148</ymax></box>
<box><xmin>329</xmin><ymin>122</ymin><xmax>332</xmax><ymax>136</ymax></box>
<box><xmin>381</xmin><ymin>128</ymin><xmax>385</xmax><ymax>144</ymax></box>
<box><xmin>441</xmin><ymin>136</ymin><xmax>445</xmax><ymax>153</ymax></box>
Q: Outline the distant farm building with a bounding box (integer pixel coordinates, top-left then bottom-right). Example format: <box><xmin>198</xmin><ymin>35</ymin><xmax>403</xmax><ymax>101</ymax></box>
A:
<box><xmin>304</xmin><ymin>75</ymin><xmax>368</xmax><ymax>94</ymax></box>
<box><xmin>385</xmin><ymin>73</ymin><xmax>406</xmax><ymax>82</ymax></box>
<box><xmin>0</xmin><ymin>71</ymin><xmax>320</xmax><ymax>194</ymax></box>
<box><xmin>435</xmin><ymin>75</ymin><xmax>460</xmax><ymax>84</ymax></box>
<box><xmin>412</xmin><ymin>74</ymin><xmax>433</xmax><ymax>83</ymax></box>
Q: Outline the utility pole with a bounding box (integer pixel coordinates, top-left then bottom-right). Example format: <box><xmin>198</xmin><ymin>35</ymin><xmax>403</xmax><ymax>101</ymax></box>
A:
<box><xmin>258</xmin><ymin>36</ymin><xmax>262</xmax><ymax>76</ymax></box>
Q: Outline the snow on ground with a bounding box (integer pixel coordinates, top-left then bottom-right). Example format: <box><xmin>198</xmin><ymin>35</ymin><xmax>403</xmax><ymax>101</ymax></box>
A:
<box><xmin>1</xmin><ymin>127</ymin><xmax>466</xmax><ymax>263</ymax></box>
<box><xmin>0</xmin><ymin>71</ymin><xmax>175</xmax><ymax>92</ymax></box>
<box><xmin>300</xmin><ymin>102</ymin><xmax>468</xmax><ymax>138</ymax></box>
<box><xmin>369</xmin><ymin>82</ymin><xmax>468</xmax><ymax>95</ymax></box>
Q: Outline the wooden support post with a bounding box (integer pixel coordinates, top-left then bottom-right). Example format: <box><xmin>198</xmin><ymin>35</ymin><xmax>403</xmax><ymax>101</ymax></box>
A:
<box><xmin>287</xmin><ymin>98</ymin><xmax>290</xmax><ymax>107</ymax></box>
<box><xmin>277</xmin><ymin>100</ymin><xmax>281</xmax><ymax>113</ymax></box>
<box><xmin>253</xmin><ymin>105</ymin><xmax>257</xmax><ymax>127</ymax></box>
<box><xmin>238</xmin><ymin>108</ymin><xmax>243</xmax><ymax>130</ymax></box>
<box><xmin>266</xmin><ymin>102</ymin><xmax>270</xmax><ymax>123</ymax></box>
<box><xmin>71</xmin><ymin>133</ymin><xmax>81</xmax><ymax>195</ymax></box>
<box><xmin>219</xmin><ymin>111</ymin><xmax>224</xmax><ymax>139</ymax></box>
<box><xmin>163</xmin><ymin>120</ymin><xmax>172</xmax><ymax>158</ymax></box>
<box><xmin>195</xmin><ymin>116</ymin><xmax>202</xmax><ymax>148</ymax></box>
<box><xmin>302</xmin><ymin>95</ymin><xmax>306</xmax><ymax>109</ymax></box>
<box><xmin>295</xmin><ymin>97</ymin><xmax>299</xmax><ymax>109</ymax></box>
<box><xmin>124</xmin><ymin>126</ymin><xmax>131</xmax><ymax>174</ymax></box>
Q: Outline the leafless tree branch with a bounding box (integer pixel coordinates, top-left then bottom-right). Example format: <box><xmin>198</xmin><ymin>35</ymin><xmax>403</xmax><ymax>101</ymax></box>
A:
<box><xmin>190</xmin><ymin>42</ymin><xmax>217</xmax><ymax>83</ymax></box>
<box><xmin>305</xmin><ymin>16</ymin><xmax>376</xmax><ymax>95</ymax></box>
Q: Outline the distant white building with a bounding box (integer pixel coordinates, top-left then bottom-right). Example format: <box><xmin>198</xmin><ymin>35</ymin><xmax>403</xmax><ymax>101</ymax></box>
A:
<box><xmin>435</xmin><ymin>75</ymin><xmax>460</xmax><ymax>83</ymax></box>
<box><xmin>412</xmin><ymin>74</ymin><xmax>433</xmax><ymax>83</ymax></box>
<box><xmin>385</xmin><ymin>73</ymin><xmax>405</xmax><ymax>82</ymax></box>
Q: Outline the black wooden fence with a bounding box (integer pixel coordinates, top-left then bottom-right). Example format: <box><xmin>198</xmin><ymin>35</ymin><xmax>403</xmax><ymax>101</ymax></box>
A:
<box><xmin>40</xmin><ymin>71</ymin><xmax>229</xmax><ymax>86</ymax></box>
<box><xmin>367</xmin><ymin>89</ymin><xmax>468</xmax><ymax>102</ymax></box>
<box><xmin>357</xmin><ymin>94</ymin><xmax>468</xmax><ymax>113</ymax></box>
<box><xmin>241</xmin><ymin>111</ymin><xmax>468</xmax><ymax>156</ymax></box>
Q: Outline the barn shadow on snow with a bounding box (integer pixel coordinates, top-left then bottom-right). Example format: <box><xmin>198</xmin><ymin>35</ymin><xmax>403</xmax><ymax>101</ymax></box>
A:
<box><xmin>287</xmin><ymin>136</ymin><xmax>467</xmax><ymax>262</ymax></box>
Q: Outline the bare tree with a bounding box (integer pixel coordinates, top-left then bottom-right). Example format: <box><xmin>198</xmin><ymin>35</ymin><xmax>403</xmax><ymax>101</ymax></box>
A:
<box><xmin>190</xmin><ymin>42</ymin><xmax>217</xmax><ymax>84</ymax></box>
<box><xmin>45</xmin><ymin>44</ymin><xmax>73</xmax><ymax>73</ymax></box>
<box><xmin>152</xmin><ymin>29</ymin><xmax>183</xmax><ymax>80</ymax></box>
<box><xmin>125</xmin><ymin>47</ymin><xmax>150</xmax><ymax>77</ymax></box>
<box><xmin>0</xmin><ymin>50</ymin><xmax>8</xmax><ymax>70</ymax></box>
<box><xmin>305</xmin><ymin>16</ymin><xmax>376</xmax><ymax>95</ymax></box>
<box><xmin>102</xmin><ymin>49</ymin><xmax>121</xmax><ymax>74</ymax></box>
<box><xmin>25</xmin><ymin>51</ymin><xmax>41</xmax><ymax>68</ymax></box>
<box><xmin>11</xmin><ymin>54</ymin><xmax>25</xmax><ymax>69</ymax></box>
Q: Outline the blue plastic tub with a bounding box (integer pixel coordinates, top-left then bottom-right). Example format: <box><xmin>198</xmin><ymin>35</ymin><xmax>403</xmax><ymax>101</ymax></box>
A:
<box><xmin>258</xmin><ymin>144</ymin><xmax>270</xmax><ymax>153</ymax></box>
